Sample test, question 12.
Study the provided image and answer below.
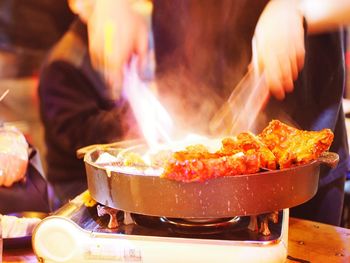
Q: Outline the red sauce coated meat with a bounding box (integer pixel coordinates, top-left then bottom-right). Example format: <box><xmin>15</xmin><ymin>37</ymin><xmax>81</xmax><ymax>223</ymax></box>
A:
<box><xmin>161</xmin><ymin>120</ymin><xmax>334</xmax><ymax>182</ymax></box>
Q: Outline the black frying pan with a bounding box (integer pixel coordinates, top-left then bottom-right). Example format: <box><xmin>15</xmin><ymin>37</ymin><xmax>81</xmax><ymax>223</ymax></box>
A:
<box><xmin>78</xmin><ymin>140</ymin><xmax>338</xmax><ymax>218</ymax></box>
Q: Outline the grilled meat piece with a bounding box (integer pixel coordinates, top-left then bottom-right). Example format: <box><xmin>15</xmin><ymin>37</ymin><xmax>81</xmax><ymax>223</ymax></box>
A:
<box><xmin>158</xmin><ymin>120</ymin><xmax>334</xmax><ymax>182</ymax></box>
<box><xmin>161</xmin><ymin>144</ymin><xmax>261</xmax><ymax>182</ymax></box>
<box><xmin>258</xmin><ymin>120</ymin><xmax>334</xmax><ymax>168</ymax></box>
<box><xmin>162</xmin><ymin>131</ymin><xmax>277</xmax><ymax>182</ymax></box>
<box><xmin>220</xmin><ymin>132</ymin><xmax>276</xmax><ymax>170</ymax></box>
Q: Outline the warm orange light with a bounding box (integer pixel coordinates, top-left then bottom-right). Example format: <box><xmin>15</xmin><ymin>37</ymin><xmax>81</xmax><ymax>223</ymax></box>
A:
<box><xmin>104</xmin><ymin>21</ymin><xmax>114</xmax><ymax>57</ymax></box>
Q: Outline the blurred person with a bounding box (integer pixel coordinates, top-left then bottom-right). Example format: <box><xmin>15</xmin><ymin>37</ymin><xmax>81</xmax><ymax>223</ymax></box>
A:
<box><xmin>0</xmin><ymin>0</ymin><xmax>75</xmax><ymax>175</ymax></box>
<box><xmin>68</xmin><ymin>0</ymin><xmax>149</xmax><ymax>100</ymax></box>
<box><xmin>68</xmin><ymin>0</ymin><xmax>151</xmax><ymax>99</ymax></box>
<box><xmin>35</xmin><ymin>0</ymin><xmax>149</xmax><ymax>207</ymax></box>
<box><xmin>38</xmin><ymin>19</ymin><xmax>139</xmax><ymax>208</ymax></box>
<box><xmin>253</xmin><ymin>0</ymin><xmax>350</xmax><ymax>226</ymax></box>
<box><xmin>153</xmin><ymin>0</ymin><xmax>350</xmax><ymax>226</ymax></box>
<box><xmin>69</xmin><ymin>0</ymin><xmax>350</xmax><ymax>226</ymax></box>
<box><xmin>0</xmin><ymin>125</ymin><xmax>50</xmax><ymax>214</ymax></box>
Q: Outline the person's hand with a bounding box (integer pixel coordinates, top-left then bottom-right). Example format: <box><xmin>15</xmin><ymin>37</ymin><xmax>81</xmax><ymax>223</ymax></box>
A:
<box><xmin>254</xmin><ymin>0</ymin><xmax>305</xmax><ymax>100</ymax></box>
<box><xmin>69</xmin><ymin>0</ymin><xmax>149</xmax><ymax>100</ymax></box>
<box><xmin>0</xmin><ymin>126</ymin><xmax>28</xmax><ymax>187</ymax></box>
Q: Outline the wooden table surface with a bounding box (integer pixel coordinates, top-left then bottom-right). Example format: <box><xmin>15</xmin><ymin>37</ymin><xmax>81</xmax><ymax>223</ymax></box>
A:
<box><xmin>287</xmin><ymin>217</ymin><xmax>350</xmax><ymax>263</ymax></box>
<box><xmin>2</xmin><ymin>217</ymin><xmax>350</xmax><ymax>263</ymax></box>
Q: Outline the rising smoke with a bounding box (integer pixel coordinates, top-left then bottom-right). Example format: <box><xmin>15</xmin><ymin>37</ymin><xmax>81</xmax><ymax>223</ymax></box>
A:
<box><xmin>151</xmin><ymin>0</ymin><xmax>269</xmax><ymax>138</ymax></box>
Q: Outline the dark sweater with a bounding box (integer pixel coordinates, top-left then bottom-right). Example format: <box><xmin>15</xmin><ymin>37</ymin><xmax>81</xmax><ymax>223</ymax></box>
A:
<box><xmin>39</xmin><ymin>20</ymin><xmax>137</xmax><ymax>184</ymax></box>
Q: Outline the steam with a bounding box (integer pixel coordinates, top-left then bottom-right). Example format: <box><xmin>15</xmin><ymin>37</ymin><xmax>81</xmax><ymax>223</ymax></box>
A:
<box><xmin>150</xmin><ymin>1</ymin><xmax>260</xmax><ymax>137</ymax></box>
<box><xmin>123</xmin><ymin>57</ymin><xmax>173</xmax><ymax>148</ymax></box>
<box><xmin>122</xmin><ymin>1</ymin><xmax>300</xmax><ymax>144</ymax></box>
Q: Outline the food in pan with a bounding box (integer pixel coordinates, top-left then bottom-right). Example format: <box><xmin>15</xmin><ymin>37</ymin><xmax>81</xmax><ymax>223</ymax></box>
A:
<box><xmin>161</xmin><ymin>144</ymin><xmax>261</xmax><ymax>182</ymax></box>
<box><xmin>220</xmin><ymin>132</ymin><xmax>277</xmax><ymax>170</ymax></box>
<box><xmin>94</xmin><ymin>120</ymin><xmax>334</xmax><ymax>182</ymax></box>
<box><xmin>258</xmin><ymin>120</ymin><xmax>334</xmax><ymax>169</ymax></box>
<box><xmin>161</xmin><ymin>132</ymin><xmax>278</xmax><ymax>182</ymax></box>
<box><xmin>161</xmin><ymin>120</ymin><xmax>334</xmax><ymax>182</ymax></box>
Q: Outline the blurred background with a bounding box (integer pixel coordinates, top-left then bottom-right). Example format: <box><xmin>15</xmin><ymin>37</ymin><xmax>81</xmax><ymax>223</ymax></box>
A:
<box><xmin>0</xmin><ymin>0</ymin><xmax>74</xmax><ymax>172</ymax></box>
<box><xmin>0</xmin><ymin>2</ymin><xmax>349</xmax><ymax>226</ymax></box>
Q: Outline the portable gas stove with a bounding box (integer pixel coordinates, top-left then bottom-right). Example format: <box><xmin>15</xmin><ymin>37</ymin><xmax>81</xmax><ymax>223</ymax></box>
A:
<box><xmin>33</xmin><ymin>140</ymin><xmax>338</xmax><ymax>262</ymax></box>
<box><xmin>33</xmin><ymin>191</ymin><xmax>288</xmax><ymax>263</ymax></box>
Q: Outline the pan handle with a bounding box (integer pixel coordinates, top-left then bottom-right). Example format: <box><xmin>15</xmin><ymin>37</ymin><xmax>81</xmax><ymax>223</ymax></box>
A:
<box><xmin>76</xmin><ymin>139</ymin><xmax>144</xmax><ymax>159</ymax></box>
<box><xmin>317</xmin><ymin>152</ymin><xmax>339</xmax><ymax>168</ymax></box>
<box><xmin>76</xmin><ymin>143</ymin><xmax>120</xmax><ymax>159</ymax></box>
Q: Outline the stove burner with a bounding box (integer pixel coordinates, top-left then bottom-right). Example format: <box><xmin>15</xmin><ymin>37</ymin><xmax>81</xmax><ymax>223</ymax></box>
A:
<box><xmin>160</xmin><ymin>216</ymin><xmax>240</xmax><ymax>227</ymax></box>
<box><xmin>75</xmin><ymin>201</ymin><xmax>284</xmax><ymax>242</ymax></box>
<box><xmin>159</xmin><ymin>216</ymin><xmax>241</xmax><ymax>235</ymax></box>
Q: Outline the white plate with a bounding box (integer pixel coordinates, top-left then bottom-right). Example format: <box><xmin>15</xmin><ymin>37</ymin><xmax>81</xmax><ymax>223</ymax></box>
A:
<box><xmin>3</xmin><ymin>211</ymin><xmax>48</xmax><ymax>249</ymax></box>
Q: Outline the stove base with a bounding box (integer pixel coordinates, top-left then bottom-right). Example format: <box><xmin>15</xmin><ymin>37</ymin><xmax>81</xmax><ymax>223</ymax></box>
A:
<box><xmin>33</xmin><ymin>192</ymin><xmax>288</xmax><ymax>263</ymax></box>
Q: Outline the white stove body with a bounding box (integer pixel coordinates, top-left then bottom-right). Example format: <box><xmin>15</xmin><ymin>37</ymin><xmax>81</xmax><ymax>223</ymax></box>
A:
<box><xmin>33</xmin><ymin>196</ymin><xmax>288</xmax><ymax>263</ymax></box>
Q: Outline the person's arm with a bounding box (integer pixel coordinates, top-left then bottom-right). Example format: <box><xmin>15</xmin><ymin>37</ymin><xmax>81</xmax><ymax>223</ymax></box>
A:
<box><xmin>254</xmin><ymin>0</ymin><xmax>350</xmax><ymax>100</ymax></box>
<box><xmin>0</xmin><ymin>126</ymin><xmax>28</xmax><ymax>187</ymax></box>
<box><xmin>301</xmin><ymin>0</ymin><xmax>350</xmax><ymax>34</ymax></box>
<box><xmin>68</xmin><ymin>0</ymin><xmax>149</xmax><ymax>100</ymax></box>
